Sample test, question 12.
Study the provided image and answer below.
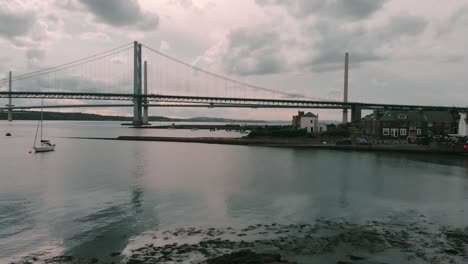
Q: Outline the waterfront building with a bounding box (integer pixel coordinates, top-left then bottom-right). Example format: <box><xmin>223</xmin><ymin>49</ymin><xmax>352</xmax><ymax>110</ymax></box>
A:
<box><xmin>362</xmin><ymin>110</ymin><xmax>458</xmax><ymax>138</ymax></box>
<box><xmin>292</xmin><ymin>111</ymin><xmax>327</xmax><ymax>133</ymax></box>
<box><xmin>459</xmin><ymin>113</ymin><xmax>468</xmax><ymax>136</ymax></box>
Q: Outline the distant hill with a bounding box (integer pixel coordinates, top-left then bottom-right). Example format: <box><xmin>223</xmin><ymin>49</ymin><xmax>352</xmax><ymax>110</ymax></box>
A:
<box><xmin>0</xmin><ymin>111</ymin><xmax>273</xmax><ymax>123</ymax></box>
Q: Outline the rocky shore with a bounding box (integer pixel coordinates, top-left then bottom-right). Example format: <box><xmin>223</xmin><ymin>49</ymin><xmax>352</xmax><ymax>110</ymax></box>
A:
<box><xmin>11</xmin><ymin>216</ymin><xmax>468</xmax><ymax>264</ymax></box>
<box><xmin>204</xmin><ymin>250</ymin><xmax>295</xmax><ymax>264</ymax></box>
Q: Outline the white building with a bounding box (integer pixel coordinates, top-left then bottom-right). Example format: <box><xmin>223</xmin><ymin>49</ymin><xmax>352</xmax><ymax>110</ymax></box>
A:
<box><xmin>459</xmin><ymin>113</ymin><xmax>468</xmax><ymax>136</ymax></box>
<box><xmin>292</xmin><ymin>111</ymin><xmax>327</xmax><ymax>134</ymax></box>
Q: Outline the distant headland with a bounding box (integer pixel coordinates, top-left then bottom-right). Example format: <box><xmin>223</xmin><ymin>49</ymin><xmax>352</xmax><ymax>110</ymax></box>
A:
<box><xmin>0</xmin><ymin>110</ymin><xmax>279</xmax><ymax>123</ymax></box>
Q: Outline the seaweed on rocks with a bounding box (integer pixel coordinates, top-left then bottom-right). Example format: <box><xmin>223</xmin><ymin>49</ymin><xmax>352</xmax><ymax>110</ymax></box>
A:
<box><xmin>203</xmin><ymin>250</ymin><xmax>294</xmax><ymax>264</ymax></box>
<box><xmin>9</xmin><ymin>218</ymin><xmax>468</xmax><ymax>264</ymax></box>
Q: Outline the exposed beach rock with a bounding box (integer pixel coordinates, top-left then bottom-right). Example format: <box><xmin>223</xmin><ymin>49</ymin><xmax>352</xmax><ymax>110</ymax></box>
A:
<box><xmin>10</xmin><ymin>217</ymin><xmax>467</xmax><ymax>264</ymax></box>
<box><xmin>204</xmin><ymin>250</ymin><xmax>294</xmax><ymax>264</ymax></box>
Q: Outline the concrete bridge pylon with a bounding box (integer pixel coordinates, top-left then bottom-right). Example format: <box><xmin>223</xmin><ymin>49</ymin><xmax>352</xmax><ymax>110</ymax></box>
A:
<box><xmin>142</xmin><ymin>60</ymin><xmax>149</xmax><ymax>125</ymax></box>
<box><xmin>7</xmin><ymin>71</ymin><xmax>13</xmax><ymax>122</ymax></box>
<box><xmin>132</xmin><ymin>41</ymin><xmax>143</xmax><ymax>126</ymax></box>
<box><xmin>342</xmin><ymin>52</ymin><xmax>349</xmax><ymax>123</ymax></box>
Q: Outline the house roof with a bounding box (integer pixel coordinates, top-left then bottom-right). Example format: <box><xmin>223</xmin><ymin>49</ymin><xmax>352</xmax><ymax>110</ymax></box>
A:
<box><xmin>379</xmin><ymin>111</ymin><xmax>454</xmax><ymax>122</ymax></box>
<box><xmin>303</xmin><ymin>112</ymin><xmax>318</xmax><ymax>117</ymax></box>
<box><xmin>380</xmin><ymin>111</ymin><xmax>423</xmax><ymax>121</ymax></box>
<box><xmin>423</xmin><ymin>111</ymin><xmax>455</xmax><ymax>122</ymax></box>
<box><xmin>363</xmin><ymin>112</ymin><xmax>377</xmax><ymax>121</ymax></box>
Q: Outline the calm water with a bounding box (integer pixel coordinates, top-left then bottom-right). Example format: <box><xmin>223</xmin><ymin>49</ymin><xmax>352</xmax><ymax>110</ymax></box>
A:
<box><xmin>1</xmin><ymin>121</ymin><xmax>468</xmax><ymax>262</ymax></box>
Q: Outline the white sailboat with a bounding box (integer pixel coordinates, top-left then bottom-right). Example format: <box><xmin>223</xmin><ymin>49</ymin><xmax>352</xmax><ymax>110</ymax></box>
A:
<box><xmin>33</xmin><ymin>101</ymin><xmax>55</xmax><ymax>153</ymax></box>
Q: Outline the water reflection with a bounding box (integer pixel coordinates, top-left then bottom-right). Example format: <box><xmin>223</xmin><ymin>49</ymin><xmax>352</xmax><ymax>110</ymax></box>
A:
<box><xmin>130</xmin><ymin>144</ymin><xmax>145</xmax><ymax>213</ymax></box>
<box><xmin>63</xmin><ymin>142</ymin><xmax>154</xmax><ymax>258</ymax></box>
<box><xmin>0</xmin><ymin>197</ymin><xmax>37</xmax><ymax>258</ymax></box>
<box><xmin>1</xmin><ymin>121</ymin><xmax>468</xmax><ymax>261</ymax></box>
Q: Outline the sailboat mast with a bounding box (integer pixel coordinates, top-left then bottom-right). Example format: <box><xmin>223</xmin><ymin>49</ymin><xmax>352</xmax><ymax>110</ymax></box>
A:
<box><xmin>33</xmin><ymin>120</ymin><xmax>40</xmax><ymax>147</ymax></box>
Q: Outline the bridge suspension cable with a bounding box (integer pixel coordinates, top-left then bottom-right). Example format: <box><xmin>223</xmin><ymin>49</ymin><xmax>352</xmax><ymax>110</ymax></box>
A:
<box><xmin>141</xmin><ymin>44</ymin><xmax>308</xmax><ymax>100</ymax></box>
<box><xmin>0</xmin><ymin>42</ymin><xmax>135</xmax><ymax>104</ymax></box>
<box><xmin>0</xmin><ymin>42</ymin><xmax>133</xmax><ymax>85</ymax></box>
<box><xmin>0</xmin><ymin>41</ymin><xmax>331</xmax><ymax>107</ymax></box>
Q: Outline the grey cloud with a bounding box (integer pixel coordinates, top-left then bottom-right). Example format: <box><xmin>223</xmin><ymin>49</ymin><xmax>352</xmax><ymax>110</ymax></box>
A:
<box><xmin>256</xmin><ymin>0</ymin><xmax>387</xmax><ymax>20</ymax></box>
<box><xmin>433</xmin><ymin>6</ymin><xmax>468</xmax><ymax>38</ymax></box>
<box><xmin>222</xmin><ymin>28</ymin><xmax>287</xmax><ymax>76</ymax></box>
<box><xmin>15</xmin><ymin>75</ymin><xmax>127</xmax><ymax>94</ymax></box>
<box><xmin>170</xmin><ymin>0</ymin><xmax>193</xmax><ymax>8</ymax></box>
<box><xmin>79</xmin><ymin>0</ymin><xmax>159</xmax><ymax>30</ymax></box>
<box><xmin>445</xmin><ymin>5</ymin><xmax>468</xmax><ymax>29</ymax></box>
<box><xmin>26</xmin><ymin>49</ymin><xmax>45</xmax><ymax>62</ymax></box>
<box><xmin>0</xmin><ymin>57</ymin><xmax>9</xmax><ymax>72</ymax></box>
<box><xmin>55</xmin><ymin>77</ymin><xmax>117</xmax><ymax>93</ymax></box>
<box><xmin>47</xmin><ymin>14</ymin><xmax>59</xmax><ymax>23</ymax></box>
<box><xmin>331</xmin><ymin>0</ymin><xmax>387</xmax><ymax>20</ymax></box>
<box><xmin>0</xmin><ymin>8</ymin><xmax>36</xmax><ymax>39</ymax></box>
<box><xmin>256</xmin><ymin>0</ymin><xmax>325</xmax><ymax>17</ymax></box>
<box><xmin>304</xmin><ymin>14</ymin><xmax>427</xmax><ymax>72</ymax></box>
<box><xmin>55</xmin><ymin>0</ymin><xmax>84</xmax><ymax>11</ymax></box>
<box><xmin>379</xmin><ymin>15</ymin><xmax>427</xmax><ymax>40</ymax></box>
<box><xmin>310</xmin><ymin>51</ymin><xmax>383</xmax><ymax>72</ymax></box>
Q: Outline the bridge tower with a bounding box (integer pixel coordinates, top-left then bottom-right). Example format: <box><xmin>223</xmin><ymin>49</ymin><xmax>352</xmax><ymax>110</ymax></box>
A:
<box><xmin>142</xmin><ymin>61</ymin><xmax>149</xmax><ymax>125</ymax></box>
<box><xmin>342</xmin><ymin>52</ymin><xmax>349</xmax><ymax>124</ymax></box>
<box><xmin>133</xmin><ymin>41</ymin><xmax>143</xmax><ymax>126</ymax></box>
<box><xmin>7</xmin><ymin>71</ymin><xmax>12</xmax><ymax>122</ymax></box>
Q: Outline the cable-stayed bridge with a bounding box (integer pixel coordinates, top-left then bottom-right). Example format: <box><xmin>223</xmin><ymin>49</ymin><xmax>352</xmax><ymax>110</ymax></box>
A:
<box><xmin>0</xmin><ymin>41</ymin><xmax>466</xmax><ymax>125</ymax></box>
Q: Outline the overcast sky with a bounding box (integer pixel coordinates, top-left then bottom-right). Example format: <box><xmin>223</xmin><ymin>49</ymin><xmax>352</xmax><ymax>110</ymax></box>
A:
<box><xmin>1</xmin><ymin>0</ymin><xmax>467</xmax><ymax>121</ymax></box>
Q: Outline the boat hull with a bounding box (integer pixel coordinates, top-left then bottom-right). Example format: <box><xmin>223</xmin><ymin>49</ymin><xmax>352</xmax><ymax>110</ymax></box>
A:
<box><xmin>34</xmin><ymin>146</ymin><xmax>55</xmax><ymax>152</ymax></box>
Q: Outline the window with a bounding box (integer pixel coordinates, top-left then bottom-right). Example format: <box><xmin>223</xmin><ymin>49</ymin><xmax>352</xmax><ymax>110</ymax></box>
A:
<box><xmin>391</xmin><ymin>128</ymin><xmax>399</xmax><ymax>138</ymax></box>
<box><xmin>400</xmin><ymin>129</ymin><xmax>407</xmax><ymax>136</ymax></box>
<box><xmin>383</xmin><ymin>128</ymin><xmax>390</xmax><ymax>136</ymax></box>
<box><xmin>397</xmin><ymin>114</ymin><xmax>407</xmax><ymax>119</ymax></box>
<box><xmin>428</xmin><ymin>122</ymin><xmax>433</xmax><ymax>127</ymax></box>
<box><xmin>310</xmin><ymin>120</ymin><xmax>314</xmax><ymax>124</ymax></box>
<box><xmin>400</xmin><ymin>121</ymin><xmax>407</xmax><ymax>127</ymax></box>
<box><xmin>445</xmin><ymin>122</ymin><xmax>451</xmax><ymax>128</ymax></box>
<box><xmin>417</xmin><ymin>129</ymin><xmax>422</xmax><ymax>135</ymax></box>
<box><xmin>415</xmin><ymin>122</ymin><xmax>421</xmax><ymax>127</ymax></box>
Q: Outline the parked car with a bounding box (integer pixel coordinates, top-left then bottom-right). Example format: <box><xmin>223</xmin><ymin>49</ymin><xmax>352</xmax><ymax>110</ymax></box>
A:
<box><xmin>416</xmin><ymin>136</ymin><xmax>430</xmax><ymax>145</ymax></box>
<box><xmin>355</xmin><ymin>137</ymin><xmax>370</xmax><ymax>145</ymax></box>
<box><xmin>336</xmin><ymin>139</ymin><xmax>352</xmax><ymax>145</ymax></box>
<box><xmin>449</xmin><ymin>137</ymin><xmax>468</xmax><ymax>152</ymax></box>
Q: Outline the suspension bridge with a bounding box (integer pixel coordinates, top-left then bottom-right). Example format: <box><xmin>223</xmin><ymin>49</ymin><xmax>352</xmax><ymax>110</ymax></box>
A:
<box><xmin>0</xmin><ymin>41</ymin><xmax>466</xmax><ymax>125</ymax></box>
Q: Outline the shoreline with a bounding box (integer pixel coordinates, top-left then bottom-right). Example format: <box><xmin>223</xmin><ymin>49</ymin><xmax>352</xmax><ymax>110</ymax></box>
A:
<box><xmin>65</xmin><ymin>136</ymin><xmax>467</xmax><ymax>155</ymax></box>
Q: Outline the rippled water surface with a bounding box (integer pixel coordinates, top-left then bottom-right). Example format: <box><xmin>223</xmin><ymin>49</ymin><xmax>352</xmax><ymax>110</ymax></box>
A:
<box><xmin>1</xmin><ymin>121</ymin><xmax>467</xmax><ymax>262</ymax></box>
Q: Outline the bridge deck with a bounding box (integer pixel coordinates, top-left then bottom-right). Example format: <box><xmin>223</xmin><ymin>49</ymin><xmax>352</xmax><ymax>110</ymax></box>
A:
<box><xmin>0</xmin><ymin>92</ymin><xmax>466</xmax><ymax>112</ymax></box>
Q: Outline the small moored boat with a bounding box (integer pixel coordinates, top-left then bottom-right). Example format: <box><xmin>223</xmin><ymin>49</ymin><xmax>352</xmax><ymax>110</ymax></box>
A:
<box><xmin>32</xmin><ymin>101</ymin><xmax>55</xmax><ymax>153</ymax></box>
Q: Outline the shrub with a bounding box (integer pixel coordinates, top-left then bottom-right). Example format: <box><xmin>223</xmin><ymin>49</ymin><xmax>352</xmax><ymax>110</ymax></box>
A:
<box><xmin>247</xmin><ymin>127</ymin><xmax>308</xmax><ymax>138</ymax></box>
<box><xmin>322</xmin><ymin>127</ymin><xmax>350</xmax><ymax>137</ymax></box>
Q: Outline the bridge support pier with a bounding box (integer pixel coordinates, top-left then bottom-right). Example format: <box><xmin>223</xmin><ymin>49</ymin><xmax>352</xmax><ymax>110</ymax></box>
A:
<box><xmin>351</xmin><ymin>105</ymin><xmax>362</xmax><ymax>123</ymax></box>
<box><xmin>459</xmin><ymin>112</ymin><xmax>468</xmax><ymax>136</ymax></box>
<box><xmin>133</xmin><ymin>41</ymin><xmax>143</xmax><ymax>126</ymax></box>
